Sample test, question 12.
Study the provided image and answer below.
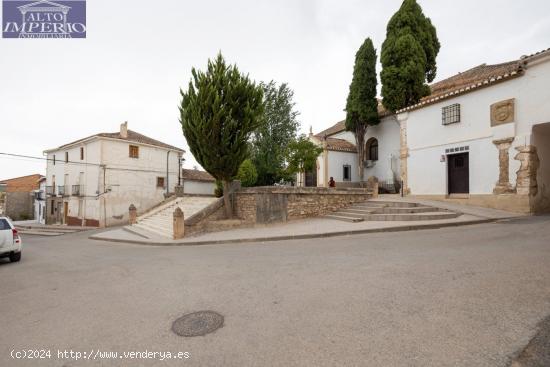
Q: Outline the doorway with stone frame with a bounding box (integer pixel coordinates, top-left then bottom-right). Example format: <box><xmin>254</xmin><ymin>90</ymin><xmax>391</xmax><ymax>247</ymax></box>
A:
<box><xmin>447</xmin><ymin>152</ymin><xmax>470</xmax><ymax>194</ymax></box>
<box><xmin>530</xmin><ymin>122</ymin><xmax>550</xmax><ymax>213</ymax></box>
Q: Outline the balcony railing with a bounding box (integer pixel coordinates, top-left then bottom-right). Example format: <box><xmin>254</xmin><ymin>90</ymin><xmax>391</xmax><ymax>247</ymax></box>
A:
<box><xmin>57</xmin><ymin>185</ymin><xmax>68</xmax><ymax>196</ymax></box>
<box><xmin>34</xmin><ymin>191</ymin><xmax>46</xmax><ymax>201</ymax></box>
<box><xmin>45</xmin><ymin>186</ymin><xmax>55</xmax><ymax>196</ymax></box>
<box><xmin>71</xmin><ymin>185</ymin><xmax>85</xmax><ymax>197</ymax></box>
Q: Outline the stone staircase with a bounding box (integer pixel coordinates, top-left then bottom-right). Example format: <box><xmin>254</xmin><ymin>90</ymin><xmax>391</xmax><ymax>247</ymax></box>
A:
<box><xmin>132</xmin><ymin>196</ymin><xmax>218</xmax><ymax>238</ymax></box>
<box><xmin>325</xmin><ymin>200</ymin><xmax>461</xmax><ymax>222</ymax></box>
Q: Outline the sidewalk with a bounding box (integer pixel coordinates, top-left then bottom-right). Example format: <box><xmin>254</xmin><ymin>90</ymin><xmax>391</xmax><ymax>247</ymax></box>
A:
<box><xmin>89</xmin><ymin>198</ymin><xmax>523</xmax><ymax>246</ymax></box>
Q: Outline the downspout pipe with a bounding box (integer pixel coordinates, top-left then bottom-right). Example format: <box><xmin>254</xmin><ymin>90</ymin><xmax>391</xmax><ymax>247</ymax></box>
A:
<box><xmin>166</xmin><ymin>151</ymin><xmax>170</xmax><ymax>197</ymax></box>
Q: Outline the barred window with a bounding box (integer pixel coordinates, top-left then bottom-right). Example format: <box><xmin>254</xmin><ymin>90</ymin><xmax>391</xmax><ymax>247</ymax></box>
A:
<box><xmin>442</xmin><ymin>103</ymin><xmax>460</xmax><ymax>125</ymax></box>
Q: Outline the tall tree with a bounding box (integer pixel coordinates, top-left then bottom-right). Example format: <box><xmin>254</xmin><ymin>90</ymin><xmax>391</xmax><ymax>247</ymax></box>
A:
<box><xmin>179</xmin><ymin>53</ymin><xmax>264</xmax><ymax>218</ymax></box>
<box><xmin>381</xmin><ymin>0</ymin><xmax>440</xmax><ymax>112</ymax></box>
<box><xmin>251</xmin><ymin>81</ymin><xmax>300</xmax><ymax>185</ymax></box>
<box><xmin>284</xmin><ymin>135</ymin><xmax>323</xmax><ymax>186</ymax></box>
<box><xmin>345</xmin><ymin>37</ymin><xmax>380</xmax><ymax>182</ymax></box>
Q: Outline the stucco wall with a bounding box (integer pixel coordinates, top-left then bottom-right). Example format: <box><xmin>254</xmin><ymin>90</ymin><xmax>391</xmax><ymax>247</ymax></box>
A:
<box><xmin>45</xmin><ymin>137</ymin><xmax>182</xmax><ymax>226</ymax></box>
<box><xmin>404</xmin><ymin>59</ymin><xmax>550</xmax><ymax>197</ymax></box>
<box><xmin>183</xmin><ymin>180</ymin><xmax>215</xmax><ymax>196</ymax></box>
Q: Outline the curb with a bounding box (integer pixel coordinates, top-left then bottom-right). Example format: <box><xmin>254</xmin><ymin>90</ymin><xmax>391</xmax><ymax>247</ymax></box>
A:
<box><xmin>88</xmin><ymin>217</ymin><xmax>516</xmax><ymax>247</ymax></box>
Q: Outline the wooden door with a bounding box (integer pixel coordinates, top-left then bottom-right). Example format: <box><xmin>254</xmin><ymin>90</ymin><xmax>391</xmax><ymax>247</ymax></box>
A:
<box><xmin>63</xmin><ymin>202</ymin><xmax>68</xmax><ymax>224</ymax></box>
<box><xmin>448</xmin><ymin>153</ymin><xmax>469</xmax><ymax>194</ymax></box>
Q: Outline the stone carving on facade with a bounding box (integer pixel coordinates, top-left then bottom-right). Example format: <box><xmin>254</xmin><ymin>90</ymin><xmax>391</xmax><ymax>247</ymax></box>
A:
<box><xmin>492</xmin><ymin>137</ymin><xmax>515</xmax><ymax>194</ymax></box>
<box><xmin>514</xmin><ymin>145</ymin><xmax>539</xmax><ymax>196</ymax></box>
<box><xmin>490</xmin><ymin>98</ymin><xmax>515</xmax><ymax>126</ymax></box>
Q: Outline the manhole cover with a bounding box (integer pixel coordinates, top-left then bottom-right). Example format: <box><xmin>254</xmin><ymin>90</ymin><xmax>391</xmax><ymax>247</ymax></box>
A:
<box><xmin>172</xmin><ymin>311</ymin><xmax>224</xmax><ymax>337</ymax></box>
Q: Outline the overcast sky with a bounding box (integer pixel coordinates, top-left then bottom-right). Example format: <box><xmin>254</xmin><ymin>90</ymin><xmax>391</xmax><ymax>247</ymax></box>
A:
<box><xmin>1</xmin><ymin>0</ymin><xmax>549</xmax><ymax>180</ymax></box>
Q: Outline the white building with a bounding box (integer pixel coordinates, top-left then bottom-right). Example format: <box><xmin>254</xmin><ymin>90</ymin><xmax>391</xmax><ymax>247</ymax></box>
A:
<box><xmin>43</xmin><ymin>122</ymin><xmax>184</xmax><ymax>227</ymax></box>
<box><xmin>397</xmin><ymin>47</ymin><xmax>550</xmax><ymax>214</ymax></box>
<box><xmin>307</xmin><ymin>47</ymin><xmax>550</xmax><ymax>214</ymax></box>
<box><xmin>303</xmin><ymin>110</ymin><xmax>401</xmax><ymax>191</ymax></box>
<box><xmin>33</xmin><ymin>177</ymin><xmax>46</xmax><ymax>224</ymax></box>
<box><xmin>182</xmin><ymin>168</ymin><xmax>216</xmax><ymax>196</ymax></box>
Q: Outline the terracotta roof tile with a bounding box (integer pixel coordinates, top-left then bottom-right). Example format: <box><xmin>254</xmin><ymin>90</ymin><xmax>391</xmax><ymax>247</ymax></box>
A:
<box><xmin>182</xmin><ymin>168</ymin><xmax>215</xmax><ymax>182</ymax></box>
<box><xmin>50</xmin><ymin>130</ymin><xmax>184</xmax><ymax>152</ymax></box>
<box><xmin>325</xmin><ymin>138</ymin><xmax>357</xmax><ymax>153</ymax></box>
<box><xmin>0</xmin><ymin>174</ymin><xmax>43</xmax><ymax>192</ymax></box>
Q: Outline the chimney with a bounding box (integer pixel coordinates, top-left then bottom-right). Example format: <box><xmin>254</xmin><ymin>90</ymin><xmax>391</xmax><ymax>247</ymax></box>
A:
<box><xmin>120</xmin><ymin>121</ymin><xmax>128</xmax><ymax>138</ymax></box>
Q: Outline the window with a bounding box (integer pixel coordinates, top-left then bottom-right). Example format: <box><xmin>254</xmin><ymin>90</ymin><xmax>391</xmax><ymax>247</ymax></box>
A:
<box><xmin>442</xmin><ymin>103</ymin><xmax>461</xmax><ymax>125</ymax></box>
<box><xmin>129</xmin><ymin>145</ymin><xmax>139</xmax><ymax>158</ymax></box>
<box><xmin>343</xmin><ymin>165</ymin><xmax>351</xmax><ymax>181</ymax></box>
<box><xmin>157</xmin><ymin>177</ymin><xmax>165</xmax><ymax>188</ymax></box>
<box><xmin>65</xmin><ymin>152</ymin><xmax>69</xmax><ymax>163</ymax></box>
<box><xmin>0</xmin><ymin>218</ymin><xmax>11</xmax><ymax>230</ymax></box>
<box><xmin>80</xmin><ymin>147</ymin><xmax>84</xmax><ymax>160</ymax></box>
<box><xmin>366</xmin><ymin>138</ymin><xmax>378</xmax><ymax>161</ymax></box>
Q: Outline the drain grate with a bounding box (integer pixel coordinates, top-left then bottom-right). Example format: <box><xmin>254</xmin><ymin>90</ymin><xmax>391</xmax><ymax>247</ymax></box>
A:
<box><xmin>172</xmin><ymin>311</ymin><xmax>224</xmax><ymax>337</ymax></box>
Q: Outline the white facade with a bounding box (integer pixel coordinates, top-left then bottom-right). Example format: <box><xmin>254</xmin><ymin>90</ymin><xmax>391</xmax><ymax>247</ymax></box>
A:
<box><xmin>33</xmin><ymin>178</ymin><xmax>46</xmax><ymax>224</ymax></box>
<box><xmin>44</xmin><ymin>123</ymin><xmax>184</xmax><ymax>227</ymax></box>
<box><xmin>306</xmin><ymin>115</ymin><xmax>401</xmax><ymax>189</ymax></box>
<box><xmin>183</xmin><ymin>180</ymin><xmax>215</xmax><ymax>196</ymax></box>
<box><xmin>400</xmin><ymin>51</ymin><xmax>550</xmax><ymax>213</ymax></box>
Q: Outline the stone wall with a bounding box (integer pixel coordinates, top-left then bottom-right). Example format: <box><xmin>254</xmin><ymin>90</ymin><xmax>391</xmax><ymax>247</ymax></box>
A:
<box><xmin>181</xmin><ymin>187</ymin><xmax>372</xmax><ymax>237</ymax></box>
<box><xmin>5</xmin><ymin>192</ymin><xmax>34</xmax><ymax>220</ymax></box>
<box><xmin>235</xmin><ymin>187</ymin><xmax>372</xmax><ymax>224</ymax></box>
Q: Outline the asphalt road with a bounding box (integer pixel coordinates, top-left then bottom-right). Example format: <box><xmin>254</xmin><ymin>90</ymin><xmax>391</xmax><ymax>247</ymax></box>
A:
<box><xmin>1</xmin><ymin>216</ymin><xmax>550</xmax><ymax>367</ymax></box>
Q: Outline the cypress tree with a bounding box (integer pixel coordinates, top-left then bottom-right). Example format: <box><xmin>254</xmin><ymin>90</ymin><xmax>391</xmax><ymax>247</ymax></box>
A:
<box><xmin>345</xmin><ymin>37</ymin><xmax>380</xmax><ymax>182</ymax></box>
<box><xmin>381</xmin><ymin>0</ymin><xmax>440</xmax><ymax>112</ymax></box>
<box><xmin>179</xmin><ymin>53</ymin><xmax>264</xmax><ymax>218</ymax></box>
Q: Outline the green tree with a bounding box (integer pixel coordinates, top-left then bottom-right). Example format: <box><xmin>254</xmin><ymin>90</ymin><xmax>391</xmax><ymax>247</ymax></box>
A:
<box><xmin>381</xmin><ymin>0</ymin><xmax>440</xmax><ymax>112</ymax></box>
<box><xmin>179</xmin><ymin>53</ymin><xmax>264</xmax><ymax>218</ymax></box>
<box><xmin>251</xmin><ymin>81</ymin><xmax>300</xmax><ymax>186</ymax></box>
<box><xmin>236</xmin><ymin>159</ymin><xmax>258</xmax><ymax>187</ymax></box>
<box><xmin>284</xmin><ymin>135</ymin><xmax>323</xmax><ymax>186</ymax></box>
<box><xmin>345</xmin><ymin>37</ymin><xmax>380</xmax><ymax>182</ymax></box>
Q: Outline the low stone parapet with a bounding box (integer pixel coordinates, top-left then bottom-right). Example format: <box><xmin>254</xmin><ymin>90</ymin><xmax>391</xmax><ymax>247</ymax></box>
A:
<box><xmin>235</xmin><ymin>186</ymin><xmax>373</xmax><ymax>224</ymax></box>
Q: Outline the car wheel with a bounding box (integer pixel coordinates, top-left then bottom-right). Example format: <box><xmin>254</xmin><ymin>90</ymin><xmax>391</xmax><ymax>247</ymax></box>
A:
<box><xmin>9</xmin><ymin>252</ymin><xmax>21</xmax><ymax>262</ymax></box>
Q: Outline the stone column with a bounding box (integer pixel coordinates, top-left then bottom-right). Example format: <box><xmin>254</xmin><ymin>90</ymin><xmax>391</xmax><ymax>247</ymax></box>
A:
<box><xmin>492</xmin><ymin>137</ymin><xmax>515</xmax><ymax>194</ymax></box>
<box><xmin>397</xmin><ymin>113</ymin><xmax>410</xmax><ymax>195</ymax></box>
<box><xmin>514</xmin><ymin>145</ymin><xmax>539</xmax><ymax>196</ymax></box>
<box><xmin>173</xmin><ymin>207</ymin><xmax>185</xmax><ymax>240</ymax></box>
<box><xmin>128</xmin><ymin>204</ymin><xmax>137</xmax><ymax>224</ymax></box>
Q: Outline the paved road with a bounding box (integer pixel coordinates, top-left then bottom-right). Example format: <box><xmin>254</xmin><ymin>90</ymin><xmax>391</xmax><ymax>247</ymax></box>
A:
<box><xmin>1</xmin><ymin>216</ymin><xmax>550</xmax><ymax>367</ymax></box>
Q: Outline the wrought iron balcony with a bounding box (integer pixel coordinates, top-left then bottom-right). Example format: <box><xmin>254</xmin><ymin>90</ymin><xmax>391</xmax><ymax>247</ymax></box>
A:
<box><xmin>71</xmin><ymin>185</ymin><xmax>85</xmax><ymax>197</ymax></box>
<box><xmin>45</xmin><ymin>186</ymin><xmax>55</xmax><ymax>196</ymax></box>
<box><xmin>57</xmin><ymin>185</ymin><xmax>68</xmax><ymax>196</ymax></box>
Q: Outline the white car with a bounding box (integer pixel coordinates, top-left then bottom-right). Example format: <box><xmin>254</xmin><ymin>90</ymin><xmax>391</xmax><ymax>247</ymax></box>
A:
<box><xmin>0</xmin><ymin>217</ymin><xmax>22</xmax><ymax>262</ymax></box>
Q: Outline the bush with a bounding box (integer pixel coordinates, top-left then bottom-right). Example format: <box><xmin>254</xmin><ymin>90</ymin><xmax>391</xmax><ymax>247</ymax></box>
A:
<box><xmin>214</xmin><ymin>180</ymin><xmax>224</xmax><ymax>198</ymax></box>
<box><xmin>236</xmin><ymin>159</ymin><xmax>258</xmax><ymax>187</ymax></box>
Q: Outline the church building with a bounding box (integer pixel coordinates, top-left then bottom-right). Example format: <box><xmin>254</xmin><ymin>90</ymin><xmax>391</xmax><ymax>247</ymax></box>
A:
<box><xmin>306</xmin><ymin>47</ymin><xmax>550</xmax><ymax>214</ymax></box>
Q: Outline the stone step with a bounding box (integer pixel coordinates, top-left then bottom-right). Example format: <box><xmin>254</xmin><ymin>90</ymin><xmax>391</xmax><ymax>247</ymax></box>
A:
<box><xmin>363</xmin><ymin>212</ymin><xmax>460</xmax><ymax>221</ymax></box>
<box><xmin>331</xmin><ymin>211</ymin><xmax>368</xmax><ymax>219</ymax></box>
<box><xmin>139</xmin><ymin>220</ymin><xmax>171</xmax><ymax>231</ymax></box>
<box><xmin>339</xmin><ymin>208</ymin><xmax>378</xmax><ymax>215</ymax></box>
<box><xmin>133</xmin><ymin>222</ymin><xmax>172</xmax><ymax>238</ymax></box>
<box><xmin>374</xmin><ymin>206</ymin><xmax>444</xmax><ymax>214</ymax></box>
<box><xmin>325</xmin><ymin>214</ymin><xmax>364</xmax><ymax>223</ymax></box>
<box><xmin>367</xmin><ymin>201</ymin><xmax>420</xmax><ymax>208</ymax></box>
